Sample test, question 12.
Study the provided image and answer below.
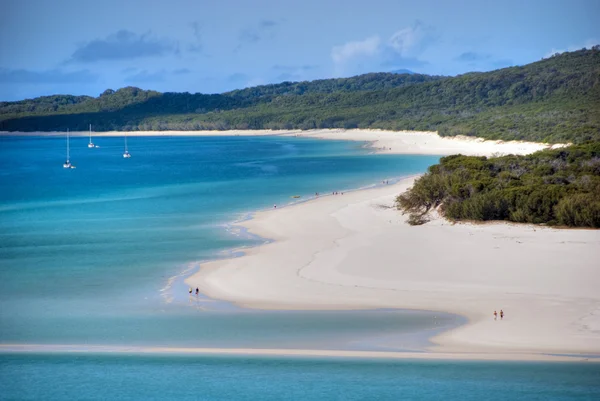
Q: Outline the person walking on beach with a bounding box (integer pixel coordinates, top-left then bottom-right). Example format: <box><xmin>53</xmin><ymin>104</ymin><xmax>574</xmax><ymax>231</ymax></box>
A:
<box><xmin>493</xmin><ymin>310</ymin><xmax>497</xmax><ymax>320</ymax></box>
<box><xmin>195</xmin><ymin>287</ymin><xmax>199</xmax><ymax>296</ymax></box>
<box><xmin>188</xmin><ymin>287</ymin><xmax>192</xmax><ymax>295</ymax></box>
<box><xmin>500</xmin><ymin>310</ymin><xmax>504</xmax><ymax>320</ymax></box>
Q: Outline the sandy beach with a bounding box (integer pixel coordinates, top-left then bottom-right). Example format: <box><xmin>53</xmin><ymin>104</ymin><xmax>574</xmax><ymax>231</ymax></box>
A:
<box><xmin>286</xmin><ymin>129</ymin><xmax>565</xmax><ymax>156</ymax></box>
<box><xmin>187</xmin><ymin>177</ymin><xmax>600</xmax><ymax>356</ymax></box>
<box><xmin>3</xmin><ymin>128</ymin><xmax>563</xmax><ymax>156</ymax></box>
<box><xmin>174</xmin><ymin>130</ymin><xmax>600</xmax><ymax>358</ymax></box>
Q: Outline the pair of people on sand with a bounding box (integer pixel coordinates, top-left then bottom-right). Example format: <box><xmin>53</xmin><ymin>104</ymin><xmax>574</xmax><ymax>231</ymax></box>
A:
<box><xmin>188</xmin><ymin>287</ymin><xmax>199</xmax><ymax>295</ymax></box>
<box><xmin>493</xmin><ymin>310</ymin><xmax>504</xmax><ymax>320</ymax></box>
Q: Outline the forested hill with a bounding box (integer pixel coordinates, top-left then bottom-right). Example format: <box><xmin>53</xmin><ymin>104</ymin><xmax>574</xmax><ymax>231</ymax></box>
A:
<box><xmin>1</xmin><ymin>48</ymin><xmax>599</xmax><ymax>143</ymax></box>
<box><xmin>0</xmin><ymin>73</ymin><xmax>440</xmax><ymax>120</ymax></box>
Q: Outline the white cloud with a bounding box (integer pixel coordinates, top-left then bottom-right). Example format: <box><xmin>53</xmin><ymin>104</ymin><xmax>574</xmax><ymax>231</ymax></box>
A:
<box><xmin>388</xmin><ymin>28</ymin><xmax>419</xmax><ymax>56</ymax></box>
<box><xmin>330</xmin><ymin>22</ymin><xmax>437</xmax><ymax>76</ymax></box>
<box><xmin>544</xmin><ymin>39</ymin><xmax>599</xmax><ymax>58</ymax></box>
<box><xmin>331</xmin><ymin>36</ymin><xmax>381</xmax><ymax>65</ymax></box>
<box><xmin>388</xmin><ymin>21</ymin><xmax>436</xmax><ymax>58</ymax></box>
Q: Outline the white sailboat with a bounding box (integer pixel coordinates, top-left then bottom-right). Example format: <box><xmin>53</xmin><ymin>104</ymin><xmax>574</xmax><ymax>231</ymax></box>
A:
<box><xmin>123</xmin><ymin>132</ymin><xmax>131</xmax><ymax>158</ymax></box>
<box><xmin>87</xmin><ymin>124</ymin><xmax>98</xmax><ymax>148</ymax></box>
<box><xmin>63</xmin><ymin>128</ymin><xmax>74</xmax><ymax>168</ymax></box>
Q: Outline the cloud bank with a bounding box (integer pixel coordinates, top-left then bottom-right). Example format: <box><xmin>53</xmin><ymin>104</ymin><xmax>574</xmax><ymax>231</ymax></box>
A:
<box><xmin>70</xmin><ymin>30</ymin><xmax>177</xmax><ymax>62</ymax></box>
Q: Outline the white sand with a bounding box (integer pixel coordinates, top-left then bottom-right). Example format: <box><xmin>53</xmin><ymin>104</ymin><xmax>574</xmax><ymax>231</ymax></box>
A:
<box><xmin>1</xmin><ymin>344</ymin><xmax>596</xmax><ymax>362</ymax></box>
<box><xmin>185</xmin><ymin>143</ymin><xmax>599</xmax><ymax>357</ymax></box>
<box><xmin>284</xmin><ymin>129</ymin><xmax>565</xmax><ymax>156</ymax></box>
<box><xmin>3</xmin><ymin>129</ymin><xmax>563</xmax><ymax>156</ymax></box>
<box><xmin>187</xmin><ymin>179</ymin><xmax>600</xmax><ymax>355</ymax></box>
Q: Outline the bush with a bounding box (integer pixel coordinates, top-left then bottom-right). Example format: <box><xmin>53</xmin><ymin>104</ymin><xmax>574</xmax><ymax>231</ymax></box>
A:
<box><xmin>555</xmin><ymin>194</ymin><xmax>600</xmax><ymax>228</ymax></box>
<box><xmin>396</xmin><ymin>142</ymin><xmax>600</xmax><ymax>228</ymax></box>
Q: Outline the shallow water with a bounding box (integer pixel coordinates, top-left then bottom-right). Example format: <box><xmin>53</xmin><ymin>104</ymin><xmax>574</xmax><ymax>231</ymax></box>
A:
<box><xmin>0</xmin><ymin>135</ymin><xmax>444</xmax><ymax>349</ymax></box>
<box><xmin>0</xmin><ymin>309</ymin><xmax>462</xmax><ymax>351</ymax></box>
<box><xmin>1</xmin><ymin>353</ymin><xmax>599</xmax><ymax>400</ymax></box>
<box><xmin>2</xmin><ymin>136</ymin><xmax>598</xmax><ymax>399</ymax></box>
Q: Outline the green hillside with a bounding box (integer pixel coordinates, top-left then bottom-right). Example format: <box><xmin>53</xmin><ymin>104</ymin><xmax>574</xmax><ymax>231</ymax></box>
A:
<box><xmin>0</xmin><ymin>73</ymin><xmax>440</xmax><ymax>121</ymax></box>
<box><xmin>1</xmin><ymin>48</ymin><xmax>599</xmax><ymax>143</ymax></box>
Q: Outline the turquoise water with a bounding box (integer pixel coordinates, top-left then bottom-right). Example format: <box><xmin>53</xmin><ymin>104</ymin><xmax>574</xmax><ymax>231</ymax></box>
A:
<box><xmin>1</xmin><ymin>354</ymin><xmax>599</xmax><ymax>400</ymax></box>
<box><xmin>2</xmin><ymin>135</ymin><xmax>599</xmax><ymax>399</ymax></box>
<box><xmin>0</xmin><ymin>135</ymin><xmax>447</xmax><ymax>349</ymax></box>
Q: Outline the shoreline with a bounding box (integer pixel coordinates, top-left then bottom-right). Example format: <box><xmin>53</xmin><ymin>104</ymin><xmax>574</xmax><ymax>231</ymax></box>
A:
<box><xmin>166</xmin><ymin>174</ymin><xmax>422</xmax><ymax>308</ymax></box>
<box><xmin>180</xmin><ymin>135</ymin><xmax>599</xmax><ymax>359</ymax></box>
<box><xmin>1</xmin><ymin>344</ymin><xmax>597</xmax><ymax>363</ymax></box>
<box><xmin>5</xmin><ymin>129</ymin><xmax>594</xmax><ymax>361</ymax></box>
<box><xmin>1</xmin><ymin>128</ymin><xmax>565</xmax><ymax>156</ymax></box>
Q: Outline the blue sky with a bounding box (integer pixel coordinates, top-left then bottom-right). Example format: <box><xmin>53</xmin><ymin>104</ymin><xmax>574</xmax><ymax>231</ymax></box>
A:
<box><xmin>1</xmin><ymin>0</ymin><xmax>598</xmax><ymax>101</ymax></box>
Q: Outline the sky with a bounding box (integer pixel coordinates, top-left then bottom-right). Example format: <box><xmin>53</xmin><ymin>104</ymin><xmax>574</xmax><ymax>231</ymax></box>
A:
<box><xmin>0</xmin><ymin>0</ymin><xmax>598</xmax><ymax>101</ymax></box>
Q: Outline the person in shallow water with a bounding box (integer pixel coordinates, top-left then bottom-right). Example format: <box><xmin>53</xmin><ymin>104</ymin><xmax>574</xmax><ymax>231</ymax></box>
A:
<box><xmin>500</xmin><ymin>310</ymin><xmax>504</xmax><ymax>320</ymax></box>
<box><xmin>494</xmin><ymin>310</ymin><xmax>498</xmax><ymax>320</ymax></box>
<box><xmin>188</xmin><ymin>287</ymin><xmax>192</xmax><ymax>295</ymax></box>
<box><xmin>195</xmin><ymin>287</ymin><xmax>199</xmax><ymax>295</ymax></box>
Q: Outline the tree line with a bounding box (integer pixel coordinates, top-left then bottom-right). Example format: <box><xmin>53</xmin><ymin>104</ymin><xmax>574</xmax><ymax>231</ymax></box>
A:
<box><xmin>1</xmin><ymin>48</ymin><xmax>599</xmax><ymax>144</ymax></box>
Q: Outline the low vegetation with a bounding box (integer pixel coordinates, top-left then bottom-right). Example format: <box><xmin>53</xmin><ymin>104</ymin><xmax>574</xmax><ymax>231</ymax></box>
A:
<box><xmin>396</xmin><ymin>142</ymin><xmax>600</xmax><ymax>228</ymax></box>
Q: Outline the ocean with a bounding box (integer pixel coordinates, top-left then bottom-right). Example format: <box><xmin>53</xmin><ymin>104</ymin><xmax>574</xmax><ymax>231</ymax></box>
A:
<box><xmin>0</xmin><ymin>135</ymin><xmax>447</xmax><ymax>348</ymax></box>
<box><xmin>1</xmin><ymin>135</ymin><xmax>598</xmax><ymax>399</ymax></box>
<box><xmin>1</xmin><ymin>354</ymin><xmax>599</xmax><ymax>400</ymax></box>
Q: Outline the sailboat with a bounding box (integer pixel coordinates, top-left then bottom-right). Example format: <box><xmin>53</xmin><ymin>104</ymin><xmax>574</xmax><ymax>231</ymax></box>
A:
<box><xmin>87</xmin><ymin>124</ymin><xmax>98</xmax><ymax>148</ymax></box>
<box><xmin>123</xmin><ymin>132</ymin><xmax>131</xmax><ymax>158</ymax></box>
<box><xmin>63</xmin><ymin>128</ymin><xmax>75</xmax><ymax>168</ymax></box>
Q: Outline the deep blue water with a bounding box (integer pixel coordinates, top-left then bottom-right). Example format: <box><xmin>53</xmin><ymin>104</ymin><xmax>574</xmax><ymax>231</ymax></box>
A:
<box><xmin>1</xmin><ymin>354</ymin><xmax>599</xmax><ymax>401</ymax></box>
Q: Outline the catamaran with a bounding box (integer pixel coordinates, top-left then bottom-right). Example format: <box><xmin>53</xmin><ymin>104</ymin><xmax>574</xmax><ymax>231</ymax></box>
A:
<box><xmin>87</xmin><ymin>124</ymin><xmax>98</xmax><ymax>148</ymax></box>
<box><xmin>63</xmin><ymin>128</ymin><xmax>75</xmax><ymax>168</ymax></box>
<box><xmin>123</xmin><ymin>132</ymin><xmax>131</xmax><ymax>158</ymax></box>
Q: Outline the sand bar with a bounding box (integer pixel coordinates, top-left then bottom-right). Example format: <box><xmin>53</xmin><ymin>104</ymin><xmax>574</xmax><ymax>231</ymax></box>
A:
<box><xmin>1</xmin><ymin>344</ymin><xmax>597</xmax><ymax>362</ymax></box>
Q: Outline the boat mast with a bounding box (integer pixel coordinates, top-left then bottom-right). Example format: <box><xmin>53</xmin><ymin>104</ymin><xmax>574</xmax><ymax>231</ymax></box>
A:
<box><xmin>89</xmin><ymin>124</ymin><xmax>92</xmax><ymax>144</ymax></box>
<box><xmin>124</xmin><ymin>132</ymin><xmax>128</xmax><ymax>152</ymax></box>
<box><xmin>67</xmin><ymin>128</ymin><xmax>70</xmax><ymax>160</ymax></box>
